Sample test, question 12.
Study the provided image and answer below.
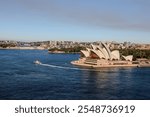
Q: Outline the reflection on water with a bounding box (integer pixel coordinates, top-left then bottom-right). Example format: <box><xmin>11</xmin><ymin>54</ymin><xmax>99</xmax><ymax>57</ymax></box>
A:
<box><xmin>0</xmin><ymin>50</ymin><xmax>150</xmax><ymax>99</ymax></box>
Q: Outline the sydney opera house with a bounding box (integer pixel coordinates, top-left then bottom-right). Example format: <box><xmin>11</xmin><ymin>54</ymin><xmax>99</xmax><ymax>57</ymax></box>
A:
<box><xmin>71</xmin><ymin>42</ymin><xmax>139</xmax><ymax>68</ymax></box>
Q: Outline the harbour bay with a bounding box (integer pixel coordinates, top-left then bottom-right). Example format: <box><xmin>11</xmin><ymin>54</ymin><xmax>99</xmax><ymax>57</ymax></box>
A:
<box><xmin>0</xmin><ymin>50</ymin><xmax>150</xmax><ymax>100</ymax></box>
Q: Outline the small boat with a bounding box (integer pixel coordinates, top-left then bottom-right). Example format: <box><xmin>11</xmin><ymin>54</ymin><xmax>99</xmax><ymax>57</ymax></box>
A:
<box><xmin>34</xmin><ymin>60</ymin><xmax>42</xmax><ymax>64</ymax></box>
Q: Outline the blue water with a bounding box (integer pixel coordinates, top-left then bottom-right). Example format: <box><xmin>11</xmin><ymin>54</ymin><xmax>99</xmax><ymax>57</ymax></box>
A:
<box><xmin>0</xmin><ymin>50</ymin><xmax>150</xmax><ymax>100</ymax></box>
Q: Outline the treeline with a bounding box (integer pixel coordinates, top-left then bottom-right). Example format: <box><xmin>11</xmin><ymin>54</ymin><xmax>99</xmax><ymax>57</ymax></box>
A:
<box><xmin>48</xmin><ymin>46</ymin><xmax>86</xmax><ymax>53</ymax></box>
<box><xmin>118</xmin><ymin>49</ymin><xmax>150</xmax><ymax>60</ymax></box>
<box><xmin>0</xmin><ymin>43</ymin><xmax>16</xmax><ymax>48</ymax></box>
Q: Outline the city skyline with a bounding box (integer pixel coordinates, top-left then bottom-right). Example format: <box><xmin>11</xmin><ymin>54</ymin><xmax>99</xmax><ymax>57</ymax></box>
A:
<box><xmin>0</xmin><ymin>0</ymin><xmax>150</xmax><ymax>43</ymax></box>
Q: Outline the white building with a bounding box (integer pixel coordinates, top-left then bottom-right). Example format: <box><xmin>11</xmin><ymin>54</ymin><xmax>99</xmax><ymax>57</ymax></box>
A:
<box><xmin>80</xmin><ymin>42</ymin><xmax>132</xmax><ymax>61</ymax></box>
<box><xmin>71</xmin><ymin>42</ymin><xmax>136</xmax><ymax>68</ymax></box>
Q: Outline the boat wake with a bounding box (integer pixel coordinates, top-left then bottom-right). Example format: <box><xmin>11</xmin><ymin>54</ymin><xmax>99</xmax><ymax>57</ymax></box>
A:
<box><xmin>39</xmin><ymin>63</ymin><xmax>96</xmax><ymax>71</ymax></box>
<box><xmin>34</xmin><ymin>61</ymin><xmax>126</xmax><ymax>72</ymax></box>
<box><xmin>41</xmin><ymin>63</ymin><xmax>79</xmax><ymax>70</ymax></box>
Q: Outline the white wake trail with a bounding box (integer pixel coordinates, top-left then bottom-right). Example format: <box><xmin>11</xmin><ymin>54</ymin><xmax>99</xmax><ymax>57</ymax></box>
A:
<box><xmin>40</xmin><ymin>63</ymin><xmax>95</xmax><ymax>71</ymax></box>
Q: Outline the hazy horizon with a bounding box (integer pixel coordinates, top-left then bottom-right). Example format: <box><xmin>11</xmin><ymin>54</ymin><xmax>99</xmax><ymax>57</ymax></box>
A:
<box><xmin>0</xmin><ymin>0</ymin><xmax>150</xmax><ymax>43</ymax></box>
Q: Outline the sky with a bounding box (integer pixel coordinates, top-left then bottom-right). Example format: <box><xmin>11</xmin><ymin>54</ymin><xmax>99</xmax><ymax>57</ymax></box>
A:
<box><xmin>0</xmin><ymin>0</ymin><xmax>150</xmax><ymax>43</ymax></box>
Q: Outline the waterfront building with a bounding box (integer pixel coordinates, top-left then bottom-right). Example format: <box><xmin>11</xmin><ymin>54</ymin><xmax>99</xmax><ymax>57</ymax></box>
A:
<box><xmin>71</xmin><ymin>42</ymin><xmax>138</xmax><ymax>68</ymax></box>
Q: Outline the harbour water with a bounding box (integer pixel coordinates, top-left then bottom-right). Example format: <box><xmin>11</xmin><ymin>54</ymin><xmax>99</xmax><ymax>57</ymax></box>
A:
<box><xmin>0</xmin><ymin>50</ymin><xmax>150</xmax><ymax>100</ymax></box>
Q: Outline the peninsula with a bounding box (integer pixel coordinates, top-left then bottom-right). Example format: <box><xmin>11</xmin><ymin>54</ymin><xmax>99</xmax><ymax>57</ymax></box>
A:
<box><xmin>71</xmin><ymin>42</ymin><xmax>150</xmax><ymax>68</ymax></box>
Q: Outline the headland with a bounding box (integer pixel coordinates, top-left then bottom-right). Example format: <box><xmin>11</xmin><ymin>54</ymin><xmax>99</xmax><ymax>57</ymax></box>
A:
<box><xmin>71</xmin><ymin>42</ymin><xmax>150</xmax><ymax>68</ymax></box>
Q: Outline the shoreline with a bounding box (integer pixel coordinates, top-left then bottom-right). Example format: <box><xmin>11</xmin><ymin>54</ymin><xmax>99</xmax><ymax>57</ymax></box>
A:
<box><xmin>0</xmin><ymin>47</ymin><xmax>46</xmax><ymax>50</ymax></box>
<box><xmin>48</xmin><ymin>51</ymin><xmax>80</xmax><ymax>54</ymax></box>
<box><xmin>71</xmin><ymin>61</ymin><xmax>138</xmax><ymax>68</ymax></box>
<box><xmin>71</xmin><ymin>59</ymin><xmax>150</xmax><ymax>68</ymax></box>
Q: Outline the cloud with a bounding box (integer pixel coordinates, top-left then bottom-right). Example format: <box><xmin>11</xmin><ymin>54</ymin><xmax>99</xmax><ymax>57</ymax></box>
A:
<box><xmin>9</xmin><ymin>0</ymin><xmax>150</xmax><ymax>32</ymax></box>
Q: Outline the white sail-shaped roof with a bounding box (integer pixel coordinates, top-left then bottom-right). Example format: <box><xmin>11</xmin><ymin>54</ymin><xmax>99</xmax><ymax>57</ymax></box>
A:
<box><xmin>91</xmin><ymin>44</ymin><xmax>97</xmax><ymax>50</ymax></box>
<box><xmin>86</xmin><ymin>48</ymin><xmax>91</xmax><ymax>52</ymax></box>
<box><xmin>111</xmin><ymin>50</ymin><xmax>120</xmax><ymax>60</ymax></box>
<box><xmin>80</xmin><ymin>42</ymin><xmax>133</xmax><ymax>61</ymax></box>
<box><xmin>122</xmin><ymin>55</ymin><xmax>133</xmax><ymax>61</ymax></box>
<box><xmin>101</xmin><ymin>42</ymin><xmax>112</xmax><ymax>59</ymax></box>
<box><xmin>97</xmin><ymin>46</ymin><xmax>107</xmax><ymax>58</ymax></box>
<box><xmin>91</xmin><ymin>50</ymin><xmax>105</xmax><ymax>59</ymax></box>
<box><xmin>102</xmin><ymin>48</ymin><xmax>110</xmax><ymax>60</ymax></box>
<box><xmin>80</xmin><ymin>50</ymin><xmax>90</xmax><ymax>57</ymax></box>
